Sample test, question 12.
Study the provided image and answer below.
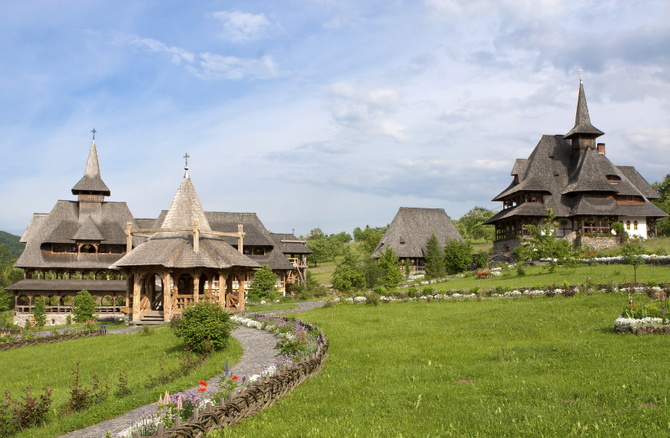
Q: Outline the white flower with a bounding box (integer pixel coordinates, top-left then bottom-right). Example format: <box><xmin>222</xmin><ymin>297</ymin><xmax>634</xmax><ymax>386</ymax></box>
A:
<box><xmin>354</xmin><ymin>296</ymin><xmax>367</xmax><ymax>303</ymax></box>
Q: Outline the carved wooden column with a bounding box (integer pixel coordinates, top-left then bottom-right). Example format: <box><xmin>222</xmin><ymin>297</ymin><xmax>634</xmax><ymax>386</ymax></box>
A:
<box><xmin>193</xmin><ymin>271</ymin><xmax>200</xmax><ymax>303</ymax></box>
<box><xmin>238</xmin><ymin>273</ymin><xmax>246</xmax><ymax>310</ymax></box>
<box><xmin>132</xmin><ymin>273</ymin><xmax>141</xmax><ymax>321</ymax></box>
<box><xmin>163</xmin><ymin>272</ymin><xmax>172</xmax><ymax>321</ymax></box>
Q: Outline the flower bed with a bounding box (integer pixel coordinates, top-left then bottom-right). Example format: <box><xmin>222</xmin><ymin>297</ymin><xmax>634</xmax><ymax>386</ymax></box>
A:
<box><xmin>121</xmin><ymin>314</ymin><xmax>328</xmax><ymax>437</ymax></box>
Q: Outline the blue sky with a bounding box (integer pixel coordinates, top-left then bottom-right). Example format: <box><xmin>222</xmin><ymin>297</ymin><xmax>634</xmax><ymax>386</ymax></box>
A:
<box><xmin>2</xmin><ymin>0</ymin><xmax>670</xmax><ymax>237</ymax></box>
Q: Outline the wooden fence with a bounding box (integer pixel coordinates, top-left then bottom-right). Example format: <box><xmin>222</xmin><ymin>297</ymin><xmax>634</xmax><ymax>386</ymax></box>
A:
<box><xmin>0</xmin><ymin>328</ymin><xmax>107</xmax><ymax>352</ymax></box>
<box><xmin>147</xmin><ymin>319</ymin><xmax>328</xmax><ymax>438</ymax></box>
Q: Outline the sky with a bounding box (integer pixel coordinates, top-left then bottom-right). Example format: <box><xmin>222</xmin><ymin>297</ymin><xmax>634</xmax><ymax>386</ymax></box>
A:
<box><xmin>2</xmin><ymin>0</ymin><xmax>670</xmax><ymax>238</ymax></box>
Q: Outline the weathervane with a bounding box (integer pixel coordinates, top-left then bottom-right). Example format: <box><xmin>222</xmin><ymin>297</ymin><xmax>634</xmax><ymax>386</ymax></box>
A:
<box><xmin>91</xmin><ymin>128</ymin><xmax>97</xmax><ymax>141</ymax></box>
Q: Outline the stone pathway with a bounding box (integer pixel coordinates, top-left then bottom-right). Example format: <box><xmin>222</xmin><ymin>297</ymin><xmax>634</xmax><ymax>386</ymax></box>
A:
<box><xmin>57</xmin><ymin>326</ymin><xmax>278</xmax><ymax>438</ymax></box>
<box><xmin>55</xmin><ymin>301</ymin><xmax>324</xmax><ymax>438</ymax></box>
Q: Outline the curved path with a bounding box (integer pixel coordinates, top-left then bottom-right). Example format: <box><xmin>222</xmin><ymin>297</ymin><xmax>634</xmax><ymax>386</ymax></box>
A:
<box><xmin>57</xmin><ymin>301</ymin><xmax>323</xmax><ymax>438</ymax></box>
<box><xmin>57</xmin><ymin>327</ymin><xmax>278</xmax><ymax>438</ymax></box>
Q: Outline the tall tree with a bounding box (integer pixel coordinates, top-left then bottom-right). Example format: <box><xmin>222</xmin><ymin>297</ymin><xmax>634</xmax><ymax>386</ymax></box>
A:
<box><xmin>32</xmin><ymin>296</ymin><xmax>47</xmax><ymax>328</ymax></box>
<box><xmin>0</xmin><ymin>244</ymin><xmax>22</xmax><ymax>311</ymax></box>
<box><xmin>331</xmin><ymin>248</ymin><xmax>365</xmax><ymax>292</ymax></box>
<box><xmin>424</xmin><ymin>233</ymin><xmax>445</xmax><ymax>279</ymax></box>
<box><xmin>444</xmin><ymin>239</ymin><xmax>473</xmax><ymax>274</ymax></box>
<box><xmin>354</xmin><ymin>225</ymin><xmax>388</xmax><ymax>256</ymax></box>
<box><xmin>72</xmin><ymin>290</ymin><xmax>96</xmax><ymax>323</ymax></box>
<box><xmin>455</xmin><ymin>207</ymin><xmax>496</xmax><ymax>242</ymax></box>
<box><xmin>248</xmin><ymin>265</ymin><xmax>278</xmax><ymax>302</ymax></box>
<box><xmin>378</xmin><ymin>247</ymin><xmax>403</xmax><ymax>289</ymax></box>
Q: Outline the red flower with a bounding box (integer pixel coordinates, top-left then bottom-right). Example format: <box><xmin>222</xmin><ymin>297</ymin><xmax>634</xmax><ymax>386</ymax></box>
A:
<box><xmin>232</xmin><ymin>376</ymin><xmax>238</xmax><ymax>380</ymax></box>
<box><xmin>632</xmin><ymin>305</ymin><xmax>636</xmax><ymax>308</ymax></box>
<box><xmin>198</xmin><ymin>386</ymin><xmax>207</xmax><ymax>393</ymax></box>
<box><xmin>198</xmin><ymin>380</ymin><xmax>208</xmax><ymax>387</ymax></box>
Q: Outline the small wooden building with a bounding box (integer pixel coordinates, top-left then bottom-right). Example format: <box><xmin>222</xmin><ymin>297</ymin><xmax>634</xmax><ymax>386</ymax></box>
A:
<box><xmin>270</xmin><ymin>233</ymin><xmax>312</xmax><ymax>285</ymax></box>
<box><xmin>371</xmin><ymin>207</ymin><xmax>463</xmax><ymax>274</ymax></box>
<box><xmin>112</xmin><ymin>167</ymin><xmax>259</xmax><ymax>323</ymax></box>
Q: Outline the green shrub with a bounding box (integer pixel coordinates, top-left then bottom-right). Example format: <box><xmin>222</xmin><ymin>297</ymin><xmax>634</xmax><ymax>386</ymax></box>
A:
<box><xmin>72</xmin><ymin>290</ymin><xmax>96</xmax><ymax>323</ymax></box>
<box><xmin>474</xmin><ymin>251</ymin><xmax>488</xmax><ymax>269</ymax></box>
<box><xmin>32</xmin><ymin>296</ymin><xmax>46</xmax><ymax>328</ymax></box>
<box><xmin>365</xmin><ymin>292</ymin><xmax>380</xmax><ymax>306</ymax></box>
<box><xmin>173</xmin><ymin>301</ymin><xmax>232</xmax><ymax>354</ymax></box>
<box><xmin>444</xmin><ymin>239</ymin><xmax>472</xmax><ymax>274</ymax></box>
<box><xmin>248</xmin><ymin>265</ymin><xmax>278</xmax><ymax>302</ymax></box>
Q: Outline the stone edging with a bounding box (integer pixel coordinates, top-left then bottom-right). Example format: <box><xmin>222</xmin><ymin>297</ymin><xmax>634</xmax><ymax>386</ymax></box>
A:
<box><xmin>0</xmin><ymin>328</ymin><xmax>107</xmax><ymax>352</ymax></box>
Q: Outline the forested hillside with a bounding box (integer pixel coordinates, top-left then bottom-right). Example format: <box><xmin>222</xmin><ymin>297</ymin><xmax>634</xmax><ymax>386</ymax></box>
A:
<box><xmin>0</xmin><ymin>231</ymin><xmax>24</xmax><ymax>258</ymax></box>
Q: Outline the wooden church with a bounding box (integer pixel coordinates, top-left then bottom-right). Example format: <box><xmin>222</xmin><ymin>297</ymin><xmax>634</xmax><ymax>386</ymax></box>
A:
<box><xmin>8</xmin><ymin>140</ymin><xmax>310</xmax><ymax>325</ymax></box>
<box><xmin>485</xmin><ymin>80</ymin><xmax>668</xmax><ymax>260</ymax></box>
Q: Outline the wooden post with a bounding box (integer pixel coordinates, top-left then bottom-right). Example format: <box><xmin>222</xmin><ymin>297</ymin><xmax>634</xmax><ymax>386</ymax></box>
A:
<box><xmin>238</xmin><ymin>224</ymin><xmax>244</xmax><ymax>254</ymax></box>
<box><xmin>126</xmin><ymin>221</ymin><xmax>133</xmax><ymax>253</ymax></box>
<box><xmin>132</xmin><ymin>273</ymin><xmax>141</xmax><ymax>321</ymax></box>
<box><xmin>163</xmin><ymin>272</ymin><xmax>171</xmax><ymax>321</ymax></box>
<box><xmin>219</xmin><ymin>273</ymin><xmax>228</xmax><ymax>308</ymax></box>
<box><xmin>193</xmin><ymin>220</ymin><xmax>200</xmax><ymax>253</ymax></box>
<box><xmin>239</xmin><ymin>273</ymin><xmax>246</xmax><ymax>310</ymax></box>
<box><xmin>226</xmin><ymin>275</ymin><xmax>233</xmax><ymax>310</ymax></box>
<box><xmin>193</xmin><ymin>272</ymin><xmax>200</xmax><ymax>303</ymax></box>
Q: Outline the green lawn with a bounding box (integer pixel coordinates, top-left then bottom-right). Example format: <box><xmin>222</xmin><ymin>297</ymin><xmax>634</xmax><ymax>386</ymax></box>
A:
<box><xmin>220</xmin><ymin>294</ymin><xmax>670</xmax><ymax>437</ymax></box>
<box><xmin>403</xmin><ymin>263</ymin><xmax>670</xmax><ymax>293</ymax></box>
<box><xmin>2</xmin><ymin>329</ymin><xmax>242</xmax><ymax>438</ymax></box>
<box><xmin>247</xmin><ymin>303</ymin><xmax>297</xmax><ymax>312</ymax></box>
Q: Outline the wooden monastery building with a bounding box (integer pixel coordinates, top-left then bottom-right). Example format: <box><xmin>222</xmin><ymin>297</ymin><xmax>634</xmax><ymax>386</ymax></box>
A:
<box><xmin>485</xmin><ymin>80</ymin><xmax>668</xmax><ymax>260</ymax></box>
<box><xmin>371</xmin><ymin>207</ymin><xmax>463</xmax><ymax>274</ymax></box>
<box><xmin>8</xmin><ymin>141</ymin><xmax>310</xmax><ymax>326</ymax></box>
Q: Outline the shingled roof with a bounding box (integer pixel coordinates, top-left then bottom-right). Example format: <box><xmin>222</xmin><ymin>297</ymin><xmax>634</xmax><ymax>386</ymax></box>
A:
<box><xmin>113</xmin><ymin>175</ymin><xmax>259</xmax><ymax>270</ymax></box>
<box><xmin>270</xmin><ymin>233</ymin><xmax>313</xmax><ymax>255</ymax></box>
<box><xmin>71</xmin><ymin>141</ymin><xmax>111</xmax><ymax>196</ymax></box>
<box><xmin>487</xmin><ymin>81</ymin><xmax>667</xmax><ymax>225</ymax></box>
<box><xmin>15</xmin><ymin>201</ymin><xmax>141</xmax><ymax>269</ymax></box>
<box><xmin>371</xmin><ymin>207</ymin><xmax>463</xmax><ymax>259</ymax></box>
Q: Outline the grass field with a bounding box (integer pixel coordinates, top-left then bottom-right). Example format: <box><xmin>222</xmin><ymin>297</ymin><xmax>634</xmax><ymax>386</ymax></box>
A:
<box><xmin>218</xmin><ymin>294</ymin><xmax>670</xmax><ymax>437</ymax></box>
<box><xmin>404</xmin><ymin>264</ymin><xmax>670</xmax><ymax>293</ymax></box>
<box><xmin>2</xmin><ymin>328</ymin><xmax>242</xmax><ymax>438</ymax></box>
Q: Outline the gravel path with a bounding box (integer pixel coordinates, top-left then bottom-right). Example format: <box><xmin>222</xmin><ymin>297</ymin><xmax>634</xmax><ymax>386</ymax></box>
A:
<box><xmin>54</xmin><ymin>301</ymin><xmax>323</xmax><ymax>438</ymax></box>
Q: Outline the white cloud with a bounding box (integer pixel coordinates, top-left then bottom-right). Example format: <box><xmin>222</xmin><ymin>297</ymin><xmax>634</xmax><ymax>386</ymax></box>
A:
<box><xmin>193</xmin><ymin>53</ymin><xmax>281</xmax><ymax>80</ymax></box>
<box><xmin>112</xmin><ymin>34</ymin><xmax>195</xmax><ymax>65</ymax></box>
<box><xmin>210</xmin><ymin>11</ymin><xmax>276</xmax><ymax>43</ymax></box>
<box><xmin>327</xmin><ymin>82</ymin><xmax>406</xmax><ymax>139</ymax></box>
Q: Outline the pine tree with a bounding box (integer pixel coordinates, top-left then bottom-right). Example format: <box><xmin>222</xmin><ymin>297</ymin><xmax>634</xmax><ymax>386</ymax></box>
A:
<box><xmin>32</xmin><ymin>296</ymin><xmax>47</xmax><ymax>328</ymax></box>
<box><xmin>424</xmin><ymin>233</ymin><xmax>445</xmax><ymax>279</ymax></box>
<box><xmin>72</xmin><ymin>290</ymin><xmax>96</xmax><ymax>323</ymax></box>
<box><xmin>378</xmin><ymin>247</ymin><xmax>403</xmax><ymax>289</ymax></box>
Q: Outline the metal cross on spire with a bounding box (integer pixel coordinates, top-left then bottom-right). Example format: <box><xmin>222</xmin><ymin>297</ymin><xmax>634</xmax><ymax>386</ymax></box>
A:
<box><xmin>183</xmin><ymin>153</ymin><xmax>190</xmax><ymax>178</ymax></box>
<box><xmin>578</xmin><ymin>66</ymin><xmax>583</xmax><ymax>84</ymax></box>
<box><xmin>91</xmin><ymin>128</ymin><xmax>97</xmax><ymax>141</ymax></box>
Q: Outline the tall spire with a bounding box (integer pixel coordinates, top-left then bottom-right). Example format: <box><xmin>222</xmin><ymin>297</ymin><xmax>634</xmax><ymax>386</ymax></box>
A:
<box><xmin>72</xmin><ymin>136</ymin><xmax>111</xmax><ymax>196</ymax></box>
<box><xmin>161</xmin><ymin>170</ymin><xmax>211</xmax><ymax>231</ymax></box>
<box><xmin>565</xmin><ymin>80</ymin><xmax>604</xmax><ymax>140</ymax></box>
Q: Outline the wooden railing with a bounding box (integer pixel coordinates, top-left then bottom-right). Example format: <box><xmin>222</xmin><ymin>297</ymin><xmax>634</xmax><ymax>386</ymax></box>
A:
<box><xmin>137</xmin><ymin>296</ymin><xmax>151</xmax><ymax>320</ymax></box>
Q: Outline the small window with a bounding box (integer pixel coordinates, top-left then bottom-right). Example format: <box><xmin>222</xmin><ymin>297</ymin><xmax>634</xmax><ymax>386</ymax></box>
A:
<box><xmin>634</xmin><ymin>221</ymin><xmax>638</xmax><ymax>231</ymax></box>
<box><xmin>626</xmin><ymin>221</ymin><xmax>631</xmax><ymax>230</ymax></box>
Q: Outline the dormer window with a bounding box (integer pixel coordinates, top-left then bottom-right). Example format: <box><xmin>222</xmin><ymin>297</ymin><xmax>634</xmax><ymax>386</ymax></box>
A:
<box><xmin>606</xmin><ymin>175</ymin><xmax>621</xmax><ymax>183</ymax></box>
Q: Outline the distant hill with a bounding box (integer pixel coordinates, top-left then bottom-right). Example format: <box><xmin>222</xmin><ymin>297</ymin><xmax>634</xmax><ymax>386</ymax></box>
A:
<box><xmin>0</xmin><ymin>231</ymin><xmax>25</xmax><ymax>259</ymax></box>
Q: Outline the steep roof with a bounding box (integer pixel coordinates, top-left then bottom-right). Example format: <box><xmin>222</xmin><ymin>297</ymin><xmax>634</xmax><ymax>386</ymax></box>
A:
<box><xmin>72</xmin><ymin>141</ymin><xmax>111</xmax><ymax>196</ymax></box>
<box><xmin>113</xmin><ymin>175</ymin><xmax>260</xmax><ymax>271</ymax></box>
<box><xmin>15</xmin><ymin>200</ymin><xmax>141</xmax><ymax>269</ymax></box>
<box><xmin>371</xmin><ymin>207</ymin><xmax>463</xmax><ymax>259</ymax></box>
<box><xmin>565</xmin><ymin>82</ymin><xmax>604</xmax><ymax>139</ymax></box>
<box><xmin>564</xmin><ymin>147</ymin><xmax>618</xmax><ymax>194</ymax></box>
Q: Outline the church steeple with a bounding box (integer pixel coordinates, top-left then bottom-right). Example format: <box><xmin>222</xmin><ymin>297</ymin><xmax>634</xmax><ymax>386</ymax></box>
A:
<box><xmin>72</xmin><ymin>135</ymin><xmax>111</xmax><ymax>197</ymax></box>
<box><xmin>72</xmin><ymin>132</ymin><xmax>111</xmax><ymax>224</ymax></box>
<box><xmin>565</xmin><ymin>80</ymin><xmax>604</xmax><ymax>152</ymax></box>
